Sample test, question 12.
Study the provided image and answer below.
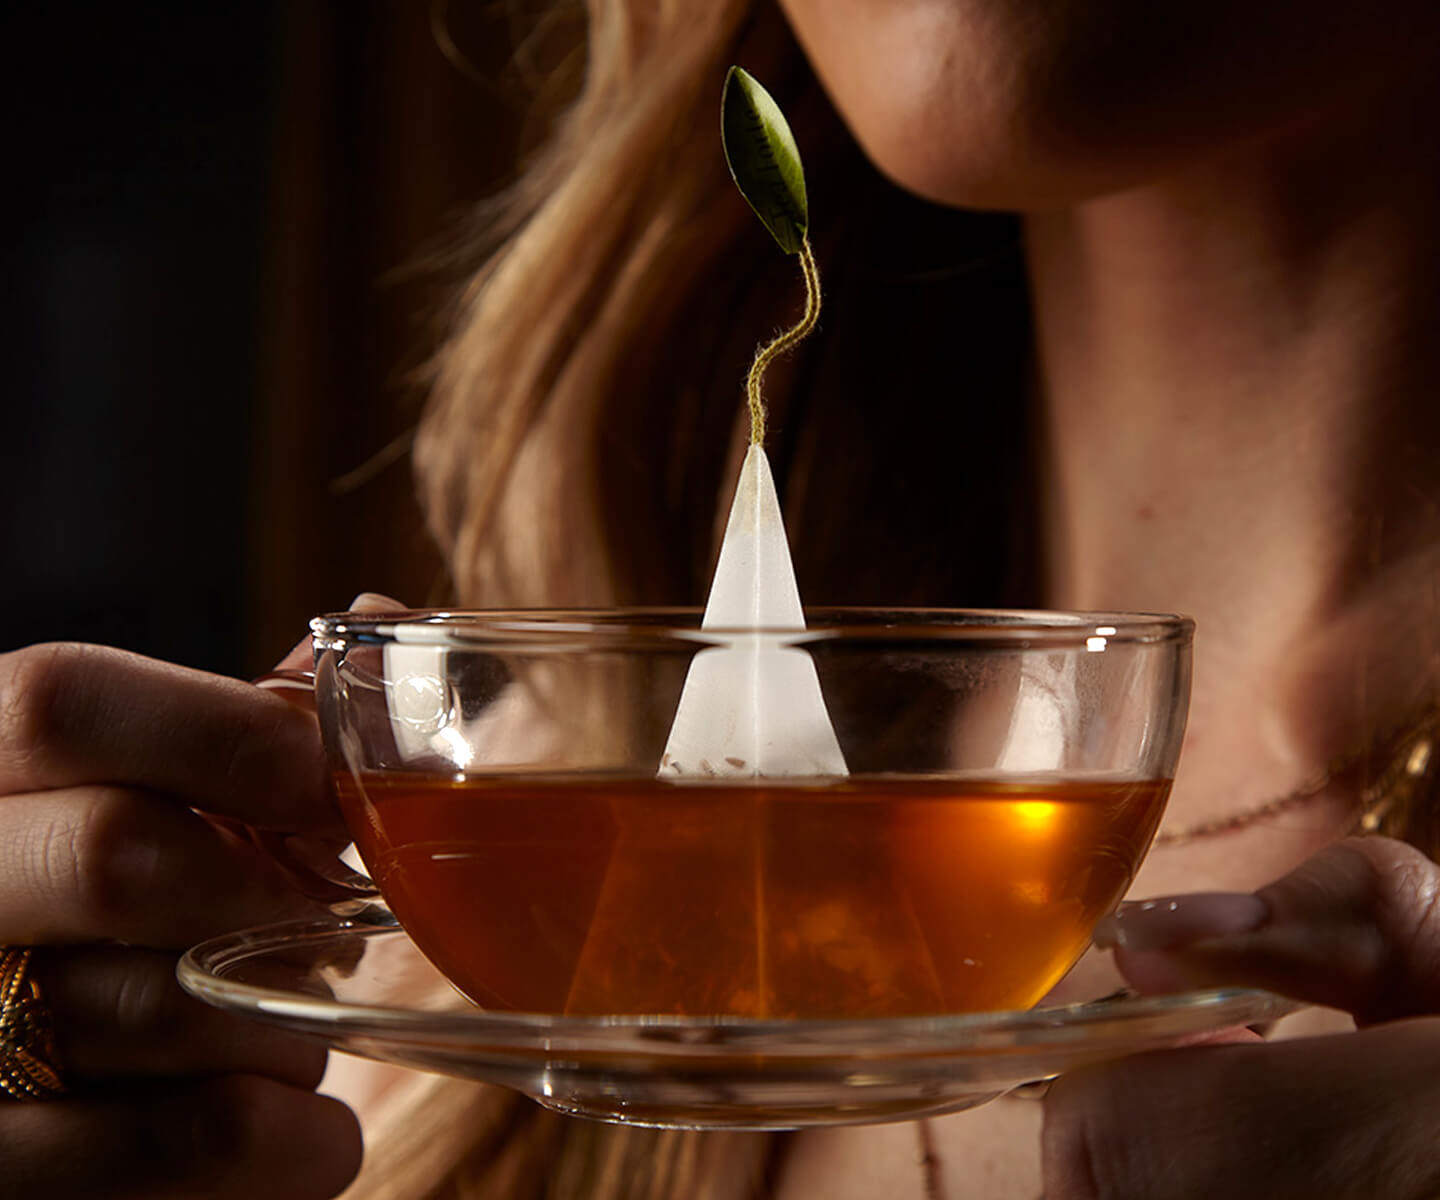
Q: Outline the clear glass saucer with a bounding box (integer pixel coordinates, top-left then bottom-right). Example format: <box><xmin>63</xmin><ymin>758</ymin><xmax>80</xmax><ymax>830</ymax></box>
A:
<box><xmin>179</xmin><ymin>917</ymin><xmax>1296</xmax><ymax>1130</ymax></box>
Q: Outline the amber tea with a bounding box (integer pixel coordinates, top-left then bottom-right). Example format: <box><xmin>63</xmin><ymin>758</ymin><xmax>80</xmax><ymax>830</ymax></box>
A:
<box><xmin>335</xmin><ymin>772</ymin><xmax>1168</xmax><ymax>1019</ymax></box>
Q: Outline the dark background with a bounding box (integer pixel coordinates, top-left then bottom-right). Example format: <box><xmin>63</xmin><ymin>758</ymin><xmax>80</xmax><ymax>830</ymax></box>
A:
<box><xmin>3</xmin><ymin>3</ymin><xmax>524</xmax><ymax>677</ymax></box>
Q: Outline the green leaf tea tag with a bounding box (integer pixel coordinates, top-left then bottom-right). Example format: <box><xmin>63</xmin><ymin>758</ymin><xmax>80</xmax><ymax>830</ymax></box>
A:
<box><xmin>722</xmin><ymin>66</ymin><xmax>808</xmax><ymax>255</ymax></box>
<box><xmin>720</xmin><ymin>67</ymin><xmax>821</xmax><ymax>445</ymax></box>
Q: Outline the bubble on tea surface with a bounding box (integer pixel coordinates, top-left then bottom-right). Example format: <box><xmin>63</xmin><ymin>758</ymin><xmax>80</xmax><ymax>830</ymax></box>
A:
<box><xmin>660</xmin><ymin>443</ymin><xmax>847</xmax><ymax>778</ymax></box>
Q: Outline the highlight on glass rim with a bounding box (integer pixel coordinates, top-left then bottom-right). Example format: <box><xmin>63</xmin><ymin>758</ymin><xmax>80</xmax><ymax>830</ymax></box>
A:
<box><xmin>11</xmin><ymin>5</ymin><xmax>1440</xmax><ymax>1199</ymax></box>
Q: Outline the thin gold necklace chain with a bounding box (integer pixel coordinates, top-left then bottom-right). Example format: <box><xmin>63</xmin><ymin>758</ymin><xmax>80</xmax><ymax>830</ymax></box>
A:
<box><xmin>1153</xmin><ymin>699</ymin><xmax>1440</xmax><ymax>847</ymax></box>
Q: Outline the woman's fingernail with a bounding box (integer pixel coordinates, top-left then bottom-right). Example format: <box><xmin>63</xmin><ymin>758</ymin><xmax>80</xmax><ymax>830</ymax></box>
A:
<box><xmin>1093</xmin><ymin>893</ymin><xmax>1269</xmax><ymax>952</ymax></box>
<box><xmin>348</xmin><ymin>592</ymin><xmax>404</xmax><ymax>611</ymax></box>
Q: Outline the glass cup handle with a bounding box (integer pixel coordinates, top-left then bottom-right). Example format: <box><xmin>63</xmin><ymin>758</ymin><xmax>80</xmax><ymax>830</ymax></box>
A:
<box><xmin>221</xmin><ymin>669</ymin><xmax>392</xmax><ymax>923</ymax></box>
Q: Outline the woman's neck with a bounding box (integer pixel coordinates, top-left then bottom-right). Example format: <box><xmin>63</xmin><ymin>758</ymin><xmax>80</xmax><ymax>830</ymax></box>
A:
<box><xmin>1025</xmin><ymin>85</ymin><xmax>1440</xmax><ymax>817</ymax></box>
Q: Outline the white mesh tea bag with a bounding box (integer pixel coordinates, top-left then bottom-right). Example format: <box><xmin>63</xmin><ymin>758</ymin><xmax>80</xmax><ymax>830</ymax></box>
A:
<box><xmin>660</xmin><ymin>444</ymin><xmax>847</xmax><ymax>777</ymax></box>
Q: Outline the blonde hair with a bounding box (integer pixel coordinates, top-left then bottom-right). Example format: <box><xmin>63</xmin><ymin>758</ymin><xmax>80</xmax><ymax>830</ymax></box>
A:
<box><xmin>356</xmin><ymin>4</ymin><xmax>790</xmax><ymax>1197</ymax></box>
<box><xmin>417</xmin><ymin>0</ymin><xmax>1040</xmax><ymax>613</ymax></box>
<box><xmin>416</xmin><ymin>0</ymin><xmax>766</xmax><ymax>608</ymax></box>
<box><xmin>353</xmin><ymin>0</ymin><xmax>1041</xmax><ymax>1195</ymax></box>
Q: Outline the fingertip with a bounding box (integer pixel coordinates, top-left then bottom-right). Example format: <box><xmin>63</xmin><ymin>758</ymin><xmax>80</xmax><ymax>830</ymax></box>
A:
<box><xmin>348</xmin><ymin>592</ymin><xmax>406</xmax><ymax>612</ymax></box>
<box><xmin>302</xmin><ymin>1092</ymin><xmax>366</xmax><ymax>1196</ymax></box>
<box><xmin>272</xmin><ymin>637</ymin><xmax>315</xmax><ymax>673</ymax></box>
<box><xmin>241</xmin><ymin>696</ymin><xmax>335</xmax><ymax>832</ymax></box>
<box><xmin>1108</xmin><ymin>839</ymin><xmax>1440</xmax><ymax>1022</ymax></box>
<box><xmin>200</xmin><ymin>1077</ymin><xmax>365</xmax><ymax>1200</ymax></box>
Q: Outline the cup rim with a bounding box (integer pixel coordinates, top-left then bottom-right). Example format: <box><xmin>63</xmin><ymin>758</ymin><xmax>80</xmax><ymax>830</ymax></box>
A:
<box><xmin>310</xmin><ymin>606</ymin><xmax>1194</xmax><ymax>651</ymax></box>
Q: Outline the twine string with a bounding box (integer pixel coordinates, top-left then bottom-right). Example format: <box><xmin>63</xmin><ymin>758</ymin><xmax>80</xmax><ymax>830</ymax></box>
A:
<box><xmin>745</xmin><ymin>236</ymin><xmax>821</xmax><ymax>446</ymax></box>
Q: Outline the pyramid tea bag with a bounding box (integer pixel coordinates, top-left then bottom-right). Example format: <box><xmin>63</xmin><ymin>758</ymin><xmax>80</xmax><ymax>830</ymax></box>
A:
<box><xmin>660</xmin><ymin>68</ymin><xmax>847</xmax><ymax>781</ymax></box>
<box><xmin>660</xmin><ymin>443</ymin><xmax>847</xmax><ymax>777</ymax></box>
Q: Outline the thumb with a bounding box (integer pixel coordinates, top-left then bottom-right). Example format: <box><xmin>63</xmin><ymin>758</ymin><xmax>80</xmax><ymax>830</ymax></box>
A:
<box><xmin>232</xmin><ymin>591</ymin><xmax>409</xmax><ymax>896</ymax></box>
<box><xmin>266</xmin><ymin>591</ymin><xmax>407</xmax><ymax>678</ymax></box>
<box><xmin>1095</xmin><ymin>836</ymin><xmax>1440</xmax><ymax>1024</ymax></box>
<box><xmin>1042</xmin><ymin>1019</ymin><xmax>1440</xmax><ymax>1200</ymax></box>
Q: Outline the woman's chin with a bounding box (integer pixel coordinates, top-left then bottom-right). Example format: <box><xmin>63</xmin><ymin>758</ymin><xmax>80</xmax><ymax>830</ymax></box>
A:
<box><xmin>842</xmin><ymin>113</ymin><xmax>1195</xmax><ymax>214</ymax></box>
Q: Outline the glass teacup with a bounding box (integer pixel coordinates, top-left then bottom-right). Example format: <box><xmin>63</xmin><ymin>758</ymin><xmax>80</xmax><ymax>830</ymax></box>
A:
<box><xmin>302</xmin><ymin>608</ymin><xmax>1191</xmax><ymax>1021</ymax></box>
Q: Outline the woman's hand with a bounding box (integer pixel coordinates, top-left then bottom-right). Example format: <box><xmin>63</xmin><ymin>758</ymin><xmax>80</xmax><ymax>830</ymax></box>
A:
<box><xmin>0</xmin><ymin>639</ymin><xmax>363</xmax><ymax>1199</ymax></box>
<box><xmin>1042</xmin><ymin>836</ymin><xmax>1440</xmax><ymax>1199</ymax></box>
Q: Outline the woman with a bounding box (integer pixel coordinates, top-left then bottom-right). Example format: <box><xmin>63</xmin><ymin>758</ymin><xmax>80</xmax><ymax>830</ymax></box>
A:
<box><xmin>4</xmin><ymin>0</ymin><xmax>1440</xmax><ymax>1195</ymax></box>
